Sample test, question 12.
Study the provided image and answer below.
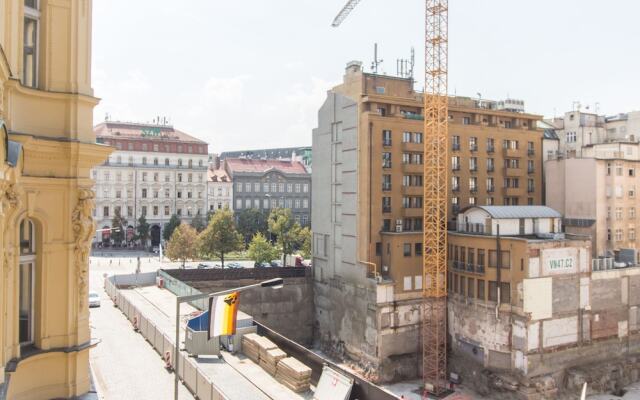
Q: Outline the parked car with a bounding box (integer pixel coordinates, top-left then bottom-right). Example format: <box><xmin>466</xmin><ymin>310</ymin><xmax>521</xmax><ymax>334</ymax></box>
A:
<box><xmin>227</xmin><ymin>262</ymin><xmax>243</xmax><ymax>269</ymax></box>
<box><xmin>197</xmin><ymin>263</ymin><xmax>210</xmax><ymax>269</ymax></box>
<box><xmin>270</xmin><ymin>260</ymin><xmax>283</xmax><ymax>268</ymax></box>
<box><xmin>254</xmin><ymin>262</ymin><xmax>271</xmax><ymax>268</ymax></box>
<box><xmin>88</xmin><ymin>291</ymin><xmax>101</xmax><ymax>308</ymax></box>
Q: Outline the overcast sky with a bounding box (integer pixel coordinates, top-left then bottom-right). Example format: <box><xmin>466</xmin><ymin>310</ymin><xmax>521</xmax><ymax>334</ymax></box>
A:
<box><xmin>92</xmin><ymin>0</ymin><xmax>640</xmax><ymax>153</ymax></box>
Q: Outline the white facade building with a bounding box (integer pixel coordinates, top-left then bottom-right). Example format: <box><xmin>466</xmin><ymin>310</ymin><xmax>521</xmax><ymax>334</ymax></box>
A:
<box><xmin>207</xmin><ymin>168</ymin><xmax>233</xmax><ymax>212</ymax></box>
<box><xmin>92</xmin><ymin>121</ymin><xmax>209</xmax><ymax>246</ymax></box>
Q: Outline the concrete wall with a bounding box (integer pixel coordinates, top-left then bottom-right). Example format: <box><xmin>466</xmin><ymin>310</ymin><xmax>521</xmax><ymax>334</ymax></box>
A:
<box><xmin>190</xmin><ymin>277</ymin><xmax>314</xmax><ymax>346</ymax></box>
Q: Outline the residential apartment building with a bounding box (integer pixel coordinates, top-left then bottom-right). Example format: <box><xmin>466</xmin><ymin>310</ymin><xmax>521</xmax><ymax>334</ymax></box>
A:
<box><xmin>449</xmin><ymin>206</ymin><xmax>640</xmax><ymax>397</ymax></box>
<box><xmin>312</xmin><ymin>61</ymin><xmax>543</xmax><ymax>382</ymax></box>
<box><xmin>224</xmin><ymin>159</ymin><xmax>311</xmax><ymax>226</ymax></box>
<box><xmin>92</xmin><ymin>121</ymin><xmax>209</xmax><ymax>246</ymax></box>
<box><xmin>207</xmin><ymin>168</ymin><xmax>233</xmax><ymax>212</ymax></box>
<box><xmin>0</xmin><ymin>1</ymin><xmax>111</xmax><ymax>398</ymax></box>
<box><xmin>546</xmin><ymin>142</ymin><xmax>640</xmax><ymax>261</ymax></box>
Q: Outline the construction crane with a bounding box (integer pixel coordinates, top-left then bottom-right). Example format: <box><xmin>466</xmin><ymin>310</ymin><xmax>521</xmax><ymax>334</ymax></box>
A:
<box><xmin>332</xmin><ymin>0</ymin><xmax>449</xmax><ymax>397</ymax></box>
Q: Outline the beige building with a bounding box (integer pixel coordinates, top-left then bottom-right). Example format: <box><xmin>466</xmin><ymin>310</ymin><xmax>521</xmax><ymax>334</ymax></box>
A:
<box><xmin>546</xmin><ymin>142</ymin><xmax>640</xmax><ymax>261</ymax></box>
<box><xmin>312</xmin><ymin>61</ymin><xmax>544</xmax><ymax>382</ymax></box>
<box><xmin>449</xmin><ymin>206</ymin><xmax>640</xmax><ymax>396</ymax></box>
<box><xmin>0</xmin><ymin>1</ymin><xmax>110</xmax><ymax>399</ymax></box>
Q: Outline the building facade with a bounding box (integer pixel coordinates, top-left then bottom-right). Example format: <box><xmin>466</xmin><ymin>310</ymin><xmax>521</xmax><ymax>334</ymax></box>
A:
<box><xmin>546</xmin><ymin>142</ymin><xmax>640</xmax><ymax>261</ymax></box>
<box><xmin>0</xmin><ymin>1</ymin><xmax>111</xmax><ymax>398</ymax></box>
<box><xmin>311</xmin><ymin>61</ymin><xmax>544</xmax><ymax>383</ymax></box>
<box><xmin>224</xmin><ymin>158</ymin><xmax>311</xmax><ymax>226</ymax></box>
<box><xmin>449</xmin><ymin>206</ymin><xmax>640</xmax><ymax>397</ymax></box>
<box><xmin>91</xmin><ymin>121</ymin><xmax>209</xmax><ymax>246</ymax></box>
<box><xmin>207</xmin><ymin>168</ymin><xmax>233</xmax><ymax>213</ymax></box>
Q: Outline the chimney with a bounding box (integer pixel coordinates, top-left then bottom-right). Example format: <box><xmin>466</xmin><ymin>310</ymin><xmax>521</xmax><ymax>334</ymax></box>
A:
<box><xmin>346</xmin><ymin>60</ymin><xmax>363</xmax><ymax>74</ymax></box>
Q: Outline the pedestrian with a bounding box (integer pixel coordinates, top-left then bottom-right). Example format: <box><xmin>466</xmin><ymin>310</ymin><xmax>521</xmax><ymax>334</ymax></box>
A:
<box><xmin>136</xmin><ymin>256</ymin><xmax>141</xmax><ymax>274</ymax></box>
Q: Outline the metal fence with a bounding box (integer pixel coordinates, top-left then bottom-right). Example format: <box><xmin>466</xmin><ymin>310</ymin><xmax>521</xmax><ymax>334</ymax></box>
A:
<box><xmin>105</xmin><ymin>273</ymin><xmax>229</xmax><ymax>400</ymax></box>
<box><xmin>592</xmin><ymin>257</ymin><xmax>614</xmax><ymax>271</ymax></box>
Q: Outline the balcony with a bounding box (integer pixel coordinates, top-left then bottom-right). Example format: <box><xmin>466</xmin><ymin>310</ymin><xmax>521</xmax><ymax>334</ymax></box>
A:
<box><xmin>402</xmin><ymin>185</ymin><xmax>423</xmax><ymax>196</ymax></box>
<box><xmin>502</xmin><ymin>187</ymin><xmax>520</xmax><ymax>196</ymax></box>
<box><xmin>469</xmin><ymin>186</ymin><xmax>478</xmax><ymax>193</ymax></box>
<box><xmin>528</xmin><ymin>168</ymin><xmax>535</xmax><ymax>174</ymax></box>
<box><xmin>467</xmin><ymin>263</ymin><xmax>475</xmax><ymax>272</ymax></box>
<box><xmin>476</xmin><ymin>265</ymin><xmax>485</xmax><ymax>274</ymax></box>
<box><xmin>403</xmin><ymin>163</ymin><xmax>423</xmax><ymax>174</ymax></box>
<box><xmin>452</xmin><ymin>165</ymin><xmax>460</xmax><ymax>171</ymax></box>
<box><xmin>528</xmin><ymin>150</ymin><xmax>535</xmax><ymax>156</ymax></box>
<box><xmin>452</xmin><ymin>144</ymin><xmax>460</xmax><ymax>151</ymax></box>
<box><xmin>504</xmin><ymin>167</ymin><xmax>524</xmax><ymax>177</ymax></box>
<box><xmin>382</xmin><ymin>206</ymin><xmax>392</xmax><ymax>213</ymax></box>
<box><xmin>402</xmin><ymin>141</ymin><xmax>423</xmax><ymax>151</ymax></box>
<box><xmin>486</xmin><ymin>166</ymin><xmax>495</xmax><ymax>173</ymax></box>
<box><xmin>382</xmin><ymin>183</ymin><xmax>392</xmax><ymax>192</ymax></box>
<box><xmin>383</xmin><ymin>140</ymin><xmax>392</xmax><ymax>147</ymax></box>
<box><xmin>503</xmin><ymin>148</ymin><xmax>521</xmax><ymax>158</ymax></box>
<box><xmin>527</xmin><ymin>187</ymin><xmax>535</xmax><ymax>193</ymax></box>
<box><xmin>487</xmin><ymin>146</ymin><xmax>495</xmax><ymax>154</ymax></box>
<box><xmin>469</xmin><ymin>167</ymin><xmax>478</xmax><ymax>173</ymax></box>
<box><xmin>487</xmin><ymin>185</ymin><xmax>495</xmax><ymax>193</ymax></box>
<box><xmin>469</xmin><ymin>145</ymin><xmax>478</xmax><ymax>152</ymax></box>
<box><xmin>452</xmin><ymin>185</ymin><xmax>460</xmax><ymax>192</ymax></box>
<box><xmin>403</xmin><ymin>207</ymin><xmax>423</xmax><ymax>218</ymax></box>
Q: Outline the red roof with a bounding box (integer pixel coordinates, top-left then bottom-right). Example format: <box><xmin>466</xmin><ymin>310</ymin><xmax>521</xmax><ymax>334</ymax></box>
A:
<box><xmin>207</xmin><ymin>168</ymin><xmax>231</xmax><ymax>182</ymax></box>
<box><xmin>225</xmin><ymin>158</ymin><xmax>308</xmax><ymax>175</ymax></box>
<box><xmin>94</xmin><ymin>121</ymin><xmax>207</xmax><ymax>144</ymax></box>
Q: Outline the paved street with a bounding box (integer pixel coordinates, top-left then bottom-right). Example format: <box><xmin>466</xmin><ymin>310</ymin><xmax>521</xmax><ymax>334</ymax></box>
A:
<box><xmin>88</xmin><ymin>253</ymin><xmax>195</xmax><ymax>400</ymax></box>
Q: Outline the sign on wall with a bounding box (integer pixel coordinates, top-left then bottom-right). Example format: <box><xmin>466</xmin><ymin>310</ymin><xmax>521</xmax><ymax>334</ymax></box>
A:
<box><xmin>541</xmin><ymin>247</ymin><xmax>578</xmax><ymax>275</ymax></box>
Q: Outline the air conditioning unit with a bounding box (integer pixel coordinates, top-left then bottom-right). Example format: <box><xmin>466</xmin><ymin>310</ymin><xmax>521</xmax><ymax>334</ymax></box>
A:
<box><xmin>396</xmin><ymin>225</ymin><xmax>402</xmax><ymax>233</ymax></box>
<box><xmin>396</xmin><ymin>219</ymin><xmax>403</xmax><ymax>226</ymax></box>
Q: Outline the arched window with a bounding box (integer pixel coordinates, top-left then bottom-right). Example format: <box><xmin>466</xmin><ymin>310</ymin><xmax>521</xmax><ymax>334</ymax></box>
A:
<box><xmin>154</xmin><ymin>158</ymin><xmax>158</xmax><ymax>166</ymax></box>
<box><xmin>19</xmin><ymin>219</ymin><xmax>36</xmax><ymax>345</ymax></box>
<box><xmin>165</xmin><ymin>158</ymin><xmax>170</xmax><ymax>166</ymax></box>
<box><xmin>178</xmin><ymin>159</ymin><xmax>183</xmax><ymax>167</ymax></box>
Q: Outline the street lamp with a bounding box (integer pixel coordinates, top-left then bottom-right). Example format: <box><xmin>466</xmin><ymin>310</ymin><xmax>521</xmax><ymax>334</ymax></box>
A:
<box><xmin>173</xmin><ymin>277</ymin><xmax>284</xmax><ymax>399</ymax></box>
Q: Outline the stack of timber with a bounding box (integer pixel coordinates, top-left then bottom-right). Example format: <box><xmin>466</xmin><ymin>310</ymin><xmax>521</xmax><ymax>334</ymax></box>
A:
<box><xmin>241</xmin><ymin>333</ymin><xmax>262</xmax><ymax>363</ymax></box>
<box><xmin>260</xmin><ymin>348</ymin><xmax>287</xmax><ymax>376</ymax></box>
<box><xmin>275</xmin><ymin>357</ymin><xmax>312</xmax><ymax>393</ymax></box>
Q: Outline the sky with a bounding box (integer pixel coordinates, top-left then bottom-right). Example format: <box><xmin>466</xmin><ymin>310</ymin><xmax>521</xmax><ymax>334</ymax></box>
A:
<box><xmin>92</xmin><ymin>0</ymin><xmax>640</xmax><ymax>153</ymax></box>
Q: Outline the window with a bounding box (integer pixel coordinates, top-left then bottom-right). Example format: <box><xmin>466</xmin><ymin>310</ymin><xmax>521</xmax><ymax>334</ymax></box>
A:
<box><xmin>616</xmin><ymin>228</ymin><xmax>623</xmax><ymax>242</ymax></box>
<box><xmin>142</xmin><ymin>157</ymin><xmax>147</xmax><ymax>165</ymax></box>
<box><xmin>413</xmin><ymin>132</ymin><xmax>423</xmax><ymax>144</ymax></box>
<box><xmin>469</xmin><ymin>157</ymin><xmax>477</xmax><ymax>171</ymax></box>
<box><xmin>463</xmin><ymin>117</ymin><xmax>471</xmax><ymax>125</ymax></box>
<box><xmin>383</xmin><ymin>130</ymin><xmax>393</xmax><ymax>146</ymax></box>
<box><xmin>630</xmin><ymin>186</ymin><xmax>636</xmax><ymax>198</ymax></box>
<box><xmin>165</xmin><ymin>158</ymin><xmax>170</xmax><ymax>166</ymax></box>
<box><xmin>382</xmin><ymin>197</ymin><xmax>391</xmax><ymax>213</ymax></box>
<box><xmin>469</xmin><ymin>137</ymin><xmax>478</xmax><ymax>151</ymax></box>
<box><xmin>153</xmin><ymin>173</ymin><xmax>159</xmax><ymax>182</ymax></box>
<box><xmin>630</xmin><ymin>208</ymin><xmax>636</xmax><ymax>219</ymax></box>
<box><xmin>164</xmin><ymin>206</ymin><xmax>170</xmax><ymax>216</ymax></box>
<box><xmin>115</xmin><ymin>190</ymin><xmax>121</xmax><ymax>199</ymax></box>
<box><xmin>489</xmin><ymin>250</ymin><xmax>511</xmax><ymax>268</ymax></box>
<box><xmin>236</xmin><ymin>199</ymin><xmax>242</xmax><ymax>209</ymax></box>
<box><xmin>245</xmin><ymin>182</ymin><xmax>251</xmax><ymax>192</ymax></box>
<box><xmin>488</xmin><ymin>281</ymin><xmax>498</xmax><ymax>302</ymax></box>
<box><xmin>486</xmin><ymin>177</ymin><xmax>494</xmax><ymax>192</ymax></box>
<box><xmin>19</xmin><ymin>219</ymin><xmax>36</xmax><ymax>344</ymax></box>
<box><xmin>616</xmin><ymin>207</ymin><xmax>623</xmax><ymax>220</ymax></box>
<box><xmin>141</xmin><ymin>189</ymin><xmax>147</xmax><ymax>198</ymax></box>
<box><xmin>263</xmin><ymin>183</ymin><xmax>269</xmax><ymax>192</ymax></box>
<box><xmin>415</xmin><ymin>243</ymin><xmax>422</xmax><ymax>256</ymax></box>
<box><xmin>141</xmin><ymin>172</ymin><xmax>147</xmax><ymax>182</ymax></box>
<box><xmin>527</xmin><ymin>141</ymin><xmax>534</xmax><ymax>155</ymax></box>
<box><xmin>469</xmin><ymin>177</ymin><xmax>477</xmax><ymax>192</ymax></box>
<box><xmin>303</xmin><ymin>199</ymin><xmax>309</xmax><ymax>208</ymax></box>
<box><xmin>178</xmin><ymin>159</ymin><xmax>183</xmax><ymax>167</ymax></box>
<box><xmin>617</xmin><ymin>166</ymin><xmax>623</xmax><ymax>176</ymax></box>
<box><xmin>279</xmin><ymin>183</ymin><xmax>285</xmax><ymax>193</ymax></box>
<box><xmin>477</xmin><ymin>249</ymin><xmax>485</xmax><ymax>272</ymax></box>
<box><xmin>153</xmin><ymin>157</ymin><xmax>158</xmax><ymax>165</ymax></box>
<box><xmin>382</xmin><ymin>152</ymin><xmax>392</xmax><ymax>168</ymax></box>
<box><xmin>165</xmin><ymin>189</ymin><xmax>170</xmax><ymax>198</ymax></box>
<box><xmin>141</xmin><ymin>206</ymin><xmax>147</xmax><ymax>217</ymax></box>
<box><xmin>236</xmin><ymin>182</ymin><xmax>242</xmax><ymax>192</ymax></box>
<box><xmin>528</xmin><ymin>159</ymin><xmax>535</xmax><ymax>173</ymax></box>
<box><xmin>23</xmin><ymin>2</ymin><xmax>39</xmax><ymax>88</ymax></box>
<box><xmin>451</xmin><ymin>176</ymin><xmax>460</xmax><ymax>191</ymax></box>
<box><xmin>566</xmin><ymin>131</ymin><xmax>576</xmax><ymax>143</ymax></box>
<box><xmin>402</xmin><ymin>131</ymin><xmax>411</xmax><ymax>143</ymax></box>
<box><xmin>403</xmin><ymin>153</ymin><xmax>410</xmax><ymax>164</ymax></box>
<box><xmin>127</xmin><ymin>206</ymin><xmax>133</xmax><ymax>217</ymax></box>
<box><xmin>177</xmin><ymin>191</ymin><xmax>182</xmax><ymax>199</ymax></box>
<box><xmin>153</xmin><ymin>206</ymin><xmax>159</xmax><ymax>216</ymax></box>
<box><xmin>451</xmin><ymin>156</ymin><xmax>460</xmax><ymax>170</ymax></box>
<box><xmin>630</xmin><ymin>228</ymin><xmax>636</xmax><ymax>241</ymax></box>
<box><xmin>272</xmin><ymin>183</ymin><xmax>278</xmax><ymax>192</ymax></box>
<box><xmin>287</xmin><ymin>183</ymin><xmax>292</xmax><ymax>193</ymax></box>
<box><xmin>382</xmin><ymin>175</ymin><xmax>392</xmax><ymax>191</ymax></box>
<box><xmin>303</xmin><ymin>184</ymin><xmax>309</xmax><ymax>193</ymax></box>
<box><xmin>254</xmin><ymin>183</ymin><xmax>261</xmax><ymax>192</ymax></box>
<box><xmin>630</xmin><ymin>169</ymin><xmax>636</xmax><ymax>177</ymax></box>
<box><xmin>403</xmin><ymin>243</ymin><xmax>412</xmax><ymax>257</ymax></box>
<box><xmin>477</xmin><ymin>280</ymin><xmax>485</xmax><ymax>300</ymax></box>
<box><xmin>452</xmin><ymin>136</ymin><xmax>460</xmax><ymax>150</ymax></box>
<box><xmin>486</xmin><ymin>138</ymin><xmax>495</xmax><ymax>152</ymax></box>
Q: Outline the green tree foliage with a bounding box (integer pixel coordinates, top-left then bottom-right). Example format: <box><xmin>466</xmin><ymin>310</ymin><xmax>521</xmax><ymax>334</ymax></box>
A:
<box><xmin>137</xmin><ymin>214</ymin><xmax>150</xmax><ymax>246</ymax></box>
<box><xmin>163</xmin><ymin>214</ymin><xmax>181</xmax><ymax>241</ymax></box>
<box><xmin>197</xmin><ymin>208</ymin><xmax>243</xmax><ymax>268</ymax></box>
<box><xmin>165</xmin><ymin>223</ymin><xmax>198</xmax><ymax>268</ymax></box>
<box><xmin>268</xmin><ymin>208</ymin><xmax>303</xmax><ymax>265</ymax></box>
<box><xmin>190</xmin><ymin>212</ymin><xmax>206</xmax><ymax>232</ymax></box>
<box><xmin>247</xmin><ymin>232</ymin><xmax>279</xmax><ymax>265</ymax></box>
<box><xmin>237</xmin><ymin>208</ymin><xmax>268</xmax><ymax>246</ymax></box>
<box><xmin>298</xmin><ymin>227</ymin><xmax>312</xmax><ymax>259</ymax></box>
<box><xmin>110</xmin><ymin>209</ymin><xmax>127</xmax><ymax>246</ymax></box>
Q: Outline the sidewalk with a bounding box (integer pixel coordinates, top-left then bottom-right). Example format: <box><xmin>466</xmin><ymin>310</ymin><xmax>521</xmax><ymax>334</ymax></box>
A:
<box><xmin>116</xmin><ymin>283</ymin><xmax>313</xmax><ymax>400</ymax></box>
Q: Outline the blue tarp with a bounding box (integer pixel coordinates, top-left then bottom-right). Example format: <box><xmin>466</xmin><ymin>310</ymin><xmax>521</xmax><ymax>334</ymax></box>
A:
<box><xmin>187</xmin><ymin>311</ymin><xmax>209</xmax><ymax>331</ymax></box>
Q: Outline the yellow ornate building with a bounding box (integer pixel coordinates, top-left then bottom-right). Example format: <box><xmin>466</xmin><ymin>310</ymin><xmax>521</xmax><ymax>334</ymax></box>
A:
<box><xmin>0</xmin><ymin>0</ymin><xmax>111</xmax><ymax>398</ymax></box>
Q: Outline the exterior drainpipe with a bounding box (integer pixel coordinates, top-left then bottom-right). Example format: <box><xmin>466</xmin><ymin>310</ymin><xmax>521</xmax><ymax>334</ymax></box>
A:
<box><xmin>496</xmin><ymin>223</ymin><xmax>501</xmax><ymax>321</ymax></box>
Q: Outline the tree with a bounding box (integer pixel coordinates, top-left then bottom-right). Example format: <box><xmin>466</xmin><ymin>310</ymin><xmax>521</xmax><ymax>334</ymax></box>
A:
<box><xmin>163</xmin><ymin>214</ymin><xmax>181</xmax><ymax>241</ymax></box>
<box><xmin>198</xmin><ymin>208</ymin><xmax>243</xmax><ymax>268</ymax></box>
<box><xmin>268</xmin><ymin>208</ymin><xmax>303</xmax><ymax>265</ymax></box>
<box><xmin>247</xmin><ymin>232</ymin><xmax>279</xmax><ymax>265</ymax></box>
<box><xmin>298</xmin><ymin>227</ymin><xmax>312</xmax><ymax>259</ymax></box>
<box><xmin>111</xmin><ymin>209</ymin><xmax>127</xmax><ymax>246</ymax></box>
<box><xmin>237</xmin><ymin>208</ymin><xmax>268</xmax><ymax>246</ymax></box>
<box><xmin>137</xmin><ymin>214</ymin><xmax>150</xmax><ymax>247</ymax></box>
<box><xmin>165</xmin><ymin>223</ymin><xmax>198</xmax><ymax>268</ymax></box>
<box><xmin>190</xmin><ymin>212</ymin><xmax>206</xmax><ymax>232</ymax></box>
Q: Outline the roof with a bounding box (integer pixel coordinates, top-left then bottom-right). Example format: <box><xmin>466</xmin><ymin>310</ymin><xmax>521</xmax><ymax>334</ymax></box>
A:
<box><xmin>464</xmin><ymin>206</ymin><xmax>562</xmax><ymax>219</ymax></box>
<box><xmin>94</xmin><ymin>121</ymin><xmax>207</xmax><ymax>144</ymax></box>
<box><xmin>225</xmin><ymin>158</ymin><xmax>308</xmax><ymax>175</ymax></box>
<box><xmin>543</xmin><ymin>128</ymin><xmax>559</xmax><ymax>140</ymax></box>
<box><xmin>219</xmin><ymin>146</ymin><xmax>311</xmax><ymax>160</ymax></box>
<box><xmin>207</xmin><ymin>168</ymin><xmax>231</xmax><ymax>182</ymax></box>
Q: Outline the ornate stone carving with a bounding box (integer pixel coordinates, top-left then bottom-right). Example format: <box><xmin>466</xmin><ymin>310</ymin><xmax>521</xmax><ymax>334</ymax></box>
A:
<box><xmin>72</xmin><ymin>188</ymin><xmax>95</xmax><ymax>308</ymax></box>
<box><xmin>1</xmin><ymin>181</ymin><xmax>21</xmax><ymax>279</ymax></box>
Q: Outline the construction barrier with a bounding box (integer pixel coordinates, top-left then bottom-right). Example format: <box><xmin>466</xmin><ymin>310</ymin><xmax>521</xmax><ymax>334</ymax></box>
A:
<box><xmin>104</xmin><ymin>272</ymin><xmax>230</xmax><ymax>400</ymax></box>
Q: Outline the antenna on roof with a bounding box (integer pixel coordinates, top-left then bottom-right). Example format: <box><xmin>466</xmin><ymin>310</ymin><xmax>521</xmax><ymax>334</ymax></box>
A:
<box><xmin>371</xmin><ymin>43</ymin><xmax>383</xmax><ymax>74</ymax></box>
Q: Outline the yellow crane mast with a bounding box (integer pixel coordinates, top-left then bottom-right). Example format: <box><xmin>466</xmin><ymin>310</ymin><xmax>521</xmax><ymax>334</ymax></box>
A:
<box><xmin>332</xmin><ymin>0</ymin><xmax>449</xmax><ymax>396</ymax></box>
